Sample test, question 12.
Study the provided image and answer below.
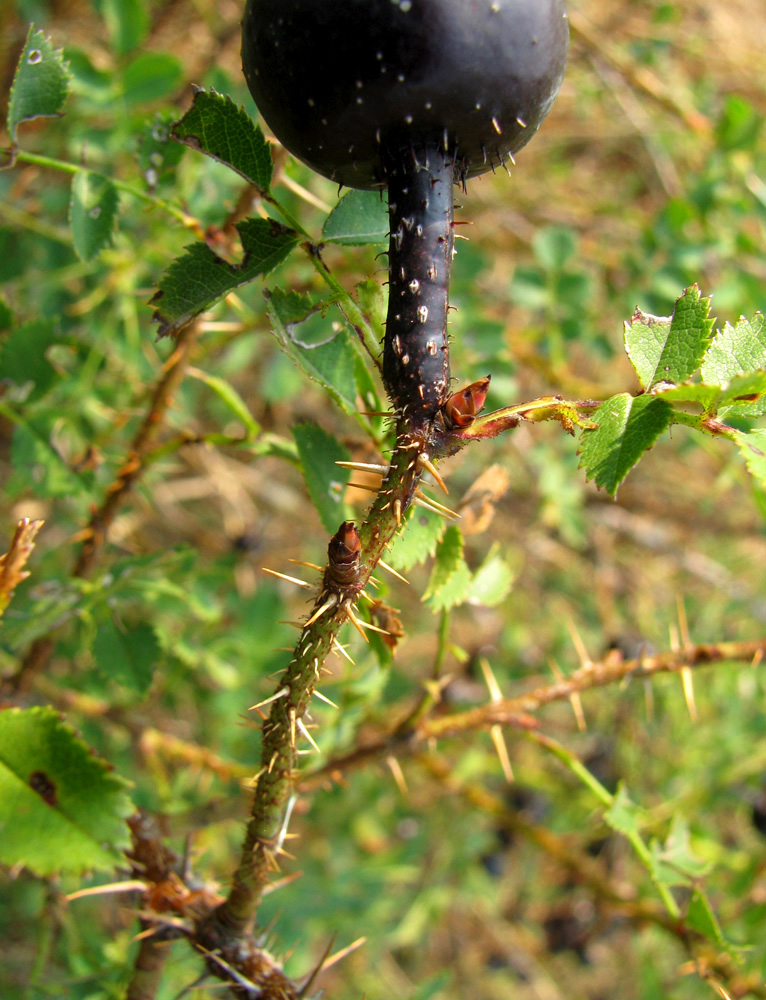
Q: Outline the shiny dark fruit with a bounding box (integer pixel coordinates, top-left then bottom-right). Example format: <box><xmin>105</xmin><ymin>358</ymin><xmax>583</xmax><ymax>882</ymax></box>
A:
<box><xmin>242</xmin><ymin>0</ymin><xmax>569</xmax><ymax>189</ymax></box>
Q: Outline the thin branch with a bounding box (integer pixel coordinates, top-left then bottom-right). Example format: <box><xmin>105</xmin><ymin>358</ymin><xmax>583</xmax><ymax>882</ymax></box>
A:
<box><xmin>7</xmin><ymin>323</ymin><xmax>199</xmax><ymax>692</ymax></box>
<box><xmin>301</xmin><ymin>638</ymin><xmax>766</xmax><ymax>791</ymax></box>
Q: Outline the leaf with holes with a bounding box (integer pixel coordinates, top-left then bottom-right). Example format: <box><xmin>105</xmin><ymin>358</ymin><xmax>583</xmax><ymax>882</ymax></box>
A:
<box><xmin>151</xmin><ymin>218</ymin><xmax>298</xmax><ymax>337</ymax></box>
<box><xmin>171</xmin><ymin>88</ymin><xmax>273</xmax><ymax>193</ymax></box>
<box><xmin>579</xmin><ymin>393</ymin><xmax>673</xmax><ymax>497</ymax></box>
<box><xmin>70</xmin><ymin>170</ymin><xmax>119</xmax><ymax>261</ymax></box>
<box><xmin>0</xmin><ymin>707</ymin><xmax>133</xmax><ymax>876</ymax></box>
<box><xmin>625</xmin><ymin>285</ymin><xmax>714</xmax><ymax>390</ymax></box>
<box><xmin>7</xmin><ymin>27</ymin><xmax>71</xmax><ymax>142</ymax></box>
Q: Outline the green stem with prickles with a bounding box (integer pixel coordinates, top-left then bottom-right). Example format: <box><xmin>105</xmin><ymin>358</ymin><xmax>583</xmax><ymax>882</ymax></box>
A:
<box><xmin>205</xmin><ymin>423</ymin><xmax>424</xmax><ymax>937</ymax></box>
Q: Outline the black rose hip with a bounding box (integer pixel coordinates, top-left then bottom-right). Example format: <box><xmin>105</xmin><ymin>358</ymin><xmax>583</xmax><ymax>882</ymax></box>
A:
<box><xmin>242</xmin><ymin>0</ymin><xmax>569</xmax><ymax>434</ymax></box>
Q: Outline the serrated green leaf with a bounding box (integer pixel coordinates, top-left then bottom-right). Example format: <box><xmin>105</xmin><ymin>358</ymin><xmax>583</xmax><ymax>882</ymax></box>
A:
<box><xmin>187</xmin><ymin>366</ymin><xmax>260</xmax><ymax>439</ymax></box>
<box><xmin>733</xmin><ymin>428</ymin><xmax>766</xmax><ymax>488</ymax></box>
<box><xmin>171</xmin><ymin>89</ymin><xmax>273</xmax><ymax>193</ymax></box>
<box><xmin>292</xmin><ymin>423</ymin><xmax>350</xmax><ymax>533</ymax></box>
<box><xmin>265</xmin><ymin>288</ymin><xmax>358</xmax><ymax>416</ymax></box>
<box><xmin>152</xmin><ymin>218</ymin><xmax>297</xmax><ymax>338</ymax></box>
<box><xmin>604</xmin><ymin>783</ymin><xmax>645</xmax><ymax>838</ymax></box>
<box><xmin>701</xmin><ymin>313</ymin><xmax>766</xmax><ymax>415</ymax></box>
<box><xmin>717</xmin><ymin>370</ymin><xmax>766</xmax><ymax>415</ymax></box>
<box><xmin>424</xmin><ymin>526</ymin><xmax>472</xmax><ymax>610</ymax></box>
<box><xmin>7</xmin><ymin>27</ymin><xmax>71</xmax><ymax>141</ymax></box>
<box><xmin>465</xmin><ymin>548</ymin><xmax>515</xmax><ymax>607</ymax></box>
<box><xmin>387</xmin><ymin>507</ymin><xmax>447</xmax><ymax>573</ymax></box>
<box><xmin>579</xmin><ymin>393</ymin><xmax>673</xmax><ymax>497</ymax></box>
<box><xmin>69</xmin><ymin>170</ymin><xmax>119</xmax><ymax>261</ymax></box>
<box><xmin>93</xmin><ymin>620</ymin><xmax>160</xmax><ymax>694</ymax></box>
<box><xmin>0</xmin><ymin>707</ymin><xmax>133</xmax><ymax>876</ymax></box>
<box><xmin>656</xmin><ymin>371</ymin><xmax>766</xmax><ymax>418</ymax></box>
<box><xmin>702</xmin><ymin>312</ymin><xmax>766</xmax><ymax>381</ymax></box>
<box><xmin>120</xmin><ymin>52</ymin><xmax>183</xmax><ymax>107</ymax></box>
<box><xmin>625</xmin><ymin>285</ymin><xmax>714</xmax><ymax>390</ymax></box>
<box><xmin>0</xmin><ymin>319</ymin><xmax>60</xmax><ymax>402</ymax></box>
<box><xmin>322</xmin><ymin>189</ymin><xmax>388</xmax><ymax>245</ymax></box>
<box><xmin>653</xmin><ymin>382</ymin><xmax>721</xmax><ymax>410</ymax></box>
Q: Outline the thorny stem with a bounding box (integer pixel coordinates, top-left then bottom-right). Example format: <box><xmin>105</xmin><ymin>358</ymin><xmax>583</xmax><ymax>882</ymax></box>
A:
<box><xmin>300</xmin><ymin>637</ymin><xmax>766</xmax><ymax>791</ymax></box>
<box><xmin>207</xmin><ymin>145</ymin><xmax>462</xmax><ymax>939</ymax></box>
<box><xmin>209</xmin><ymin>423</ymin><xmax>427</xmax><ymax>937</ymax></box>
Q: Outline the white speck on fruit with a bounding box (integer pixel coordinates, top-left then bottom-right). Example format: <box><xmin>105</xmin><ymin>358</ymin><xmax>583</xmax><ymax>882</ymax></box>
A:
<box><xmin>416</xmin><ymin>225</ymin><xmax>423</xmax><ymax>237</ymax></box>
<box><xmin>144</xmin><ymin>168</ymin><xmax>158</xmax><ymax>186</ymax></box>
<box><xmin>492</xmin><ymin>117</ymin><xmax>502</xmax><ymax>134</ymax></box>
<box><xmin>405</xmin><ymin>114</ymin><xmax>413</xmax><ymax>124</ymax></box>
<box><xmin>397</xmin><ymin>74</ymin><xmax>405</xmax><ymax>83</ymax></box>
<box><xmin>425</xmin><ymin>102</ymin><xmax>432</xmax><ymax>110</ymax></box>
<box><xmin>516</xmin><ymin>116</ymin><xmax>527</xmax><ymax>128</ymax></box>
<box><xmin>355</xmin><ymin>80</ymin><xmax>363</xmax><ymax>88</ymax></box>
<box><xmin>426</xmin><ymin>339</ymin><xmax>437</xmax><ymax>355</ymax></box>
<box><xmin>400</xmin><ymin>0</ymin><xmax>412</xmax><ymax>9</ymax></box>
<box><xmin>152</xmin><ymin>124</ymin><xmax>168</xmax><ymax>141</ymax></box>
<box><xmin>417</xmin><ymin>306</ymin><xmax>428</xmax><ymax>324</ymax></box>
<box><xmin>27</xmin><ymin>49</ymin><xmax>42</xmax><ymax>64</ymax></box>
<box><xmin>307</xmin><ymin>98</ymin><xmax>315</xmax><ymax>107</ymax></box>
<box><xmin>408</xmin><ymin>279</ymin><xmax>420</xmax><ymax>293</ymax></box>
<box><xmin>427</xmin><ymin>263</ymin><xmax>437</xmax><ymax>281</ymax></box>
<box><xmin>356</xmin><ymin>97</ymin><xmax>363</xmax><ymax>105</ymax></box>
<box><xmin>376</xmin><ymin>51</ymin><xmax>383</xmax><ymax>60</ymax></box>
<box><xmin>89</xmin><ymin>206</ymin><xmax>102</xmax><ymax>219</ymax></box>
<box><xmin>402</xmin><ymin>354</ymin><xmax>410</xmax><ymax>365</ymax></box>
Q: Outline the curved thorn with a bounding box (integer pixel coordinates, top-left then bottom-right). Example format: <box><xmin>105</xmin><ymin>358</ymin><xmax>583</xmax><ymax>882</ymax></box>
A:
<box><xmin>417</xmin><ymin>453</ymin><xmax>448</xmax><ymax>493</ymax></box>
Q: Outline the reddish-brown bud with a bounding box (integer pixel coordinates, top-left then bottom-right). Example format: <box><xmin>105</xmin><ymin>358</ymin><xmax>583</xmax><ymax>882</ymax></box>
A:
<box><xmin>443</xmin><ymin>376</ymin><xmax>491</xmax><ymax>428</ymax></box>
<box><xmin>327</xmin><ymin>521</ymin><xmax>362</xmax><ymax>588</ymax></box>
